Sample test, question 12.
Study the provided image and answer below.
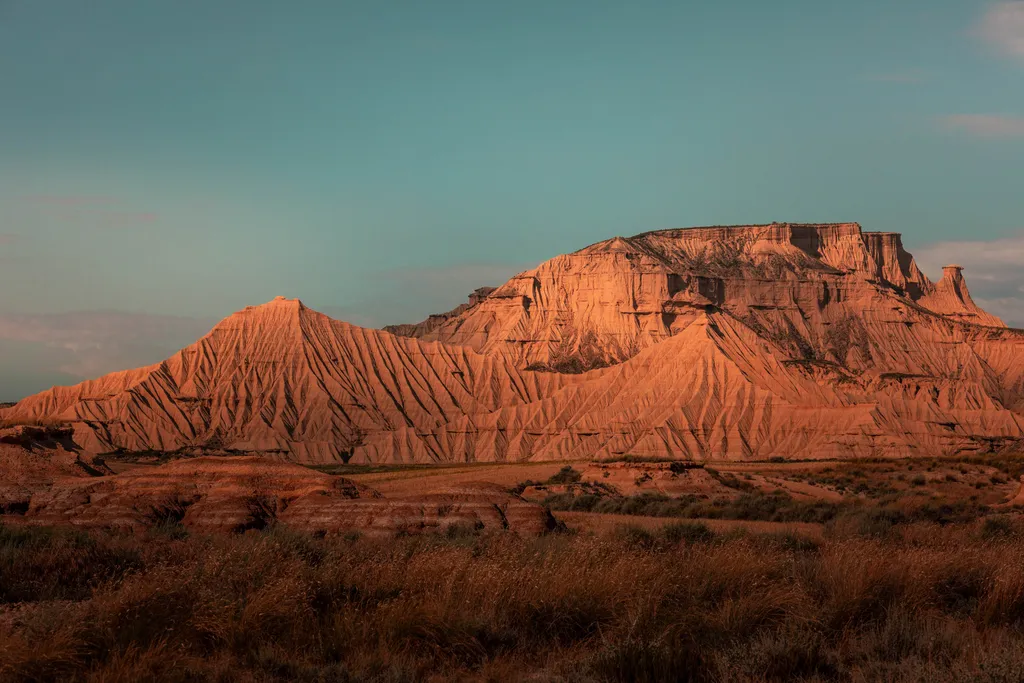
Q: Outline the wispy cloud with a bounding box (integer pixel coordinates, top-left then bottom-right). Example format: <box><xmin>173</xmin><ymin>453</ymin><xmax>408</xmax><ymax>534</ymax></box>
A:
<box><xmin>915</xmin><ymin>232</ymin><xmax>1024</xmax><ymax>327</ymax></box>
<box><xmin>19</xmin><ymin>195</ymin><xmax>158</xmax><ymax>229</ymax></box>
<box><xmin>21</xmin><ymin>195</ymin><xmax>118</xmax><ymax>207</ymax></box>
<box><xmin>0</xmin><ymin>260</ymin><xmax>533</xmax><ymax>398</ymax></box>
<box><xmin>45</xmin><ymin>209</ymin><xmax>159</xmax><ymax>226</ymax></box>
<box><xmin>942</xmin><ymin>114</ymin><xmax>1024</xmax><ymax>138</ymax></box>
<box><xmin>974</xmin><ymin>2</ymin><xmax>1024</xmax><ymax>60</ymax></box>
<box><xmin>0</xmin><ymin>311</ymin><xmax>215</xmax><ymax>380</ymax></box>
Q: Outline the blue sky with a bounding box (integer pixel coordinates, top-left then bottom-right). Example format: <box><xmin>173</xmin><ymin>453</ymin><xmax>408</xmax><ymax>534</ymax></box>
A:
<box><xmin>1</xmin><ymin>0</ymin><xmax>1023</xmax><ymax>400</ymax></box>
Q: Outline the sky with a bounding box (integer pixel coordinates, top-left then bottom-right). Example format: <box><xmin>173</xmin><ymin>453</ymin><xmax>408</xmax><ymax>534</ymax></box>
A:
<box><xmin>1</xmin><ymin>0</ymin><xmax>1023</xmax><ymax>400</ymax></box>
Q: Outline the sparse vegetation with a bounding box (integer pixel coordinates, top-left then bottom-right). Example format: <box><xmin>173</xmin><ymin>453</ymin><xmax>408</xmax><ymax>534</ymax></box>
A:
<box><xmin>3</xmin><ymin>452</ymin><xmax>1023</xmax><ymax>680</ymax></box>
<box><xmin>5</xmin><ymin>517</ymin><xmax>1024</xmax><ymax>681</ymax></box>
<box><xmin>706</xmin><ymin>467</ymin><xmax>756</xmax><ymax>491</ymax></box>
<box><xmin>0</xmin><ymin>424</ymin><xmax>75</xmax><ymax>449</ymax></box>
<box><xmin>547</xmin><ymin>465</ymin><xmax>583</xmax><ymax>485</ymax></box>
<box><xmin>543</xmin><ymin>489</ymin><xmax>844</xmax><ymax>523</ymax></box>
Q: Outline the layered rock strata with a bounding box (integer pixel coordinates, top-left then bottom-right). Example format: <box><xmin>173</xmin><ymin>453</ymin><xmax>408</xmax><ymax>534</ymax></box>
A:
<box><xmin>4</xmin><ymin>223</ymin><xmax>1021</xmax><ymax>461</ymax></box>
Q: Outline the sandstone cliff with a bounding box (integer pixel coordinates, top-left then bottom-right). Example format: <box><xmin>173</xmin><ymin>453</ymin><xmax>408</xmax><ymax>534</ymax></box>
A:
<box><xmin>408</xmin><ymin>223</ymin><xmax>1002</xmax><ymax>368</ymax></box>
<box><xmin>3</xmin><ymin>224</ymin><xmax>1021</xmax><ymax>462</ymax></box>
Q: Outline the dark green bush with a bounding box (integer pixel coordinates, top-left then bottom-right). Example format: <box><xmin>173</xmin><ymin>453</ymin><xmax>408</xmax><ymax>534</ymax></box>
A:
<box><xmin>548</xmin><ymin>466</ymin><xmax>583</xmax><ymax>485</ymax></box>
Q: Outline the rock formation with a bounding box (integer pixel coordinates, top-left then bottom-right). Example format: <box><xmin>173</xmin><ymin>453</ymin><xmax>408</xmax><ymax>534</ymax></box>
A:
<box><xmin>918</xmin><ymin>265</ymin><xmax>1005</xmax><ymax>328</ymax></box>
<box><xmin>383</xmin><ymin>287</ymin><xmax>496</xmax><ymax>338</ymax></box>
<box><xmin>13</xmin><ymin>456</ymin><xmax>556</xmax><ymax>535</ymax></box>
<box><xmin>3</xmin><ymin>223</ymin><xmax>1023</xmax><ymax>462</ymax></box>
<box><xmin>2</xmin><ymin>296</ymin><xmax>564</xmax><ymax>463</ymax></box>
<box><xmin>0</xmin><ymin>425</ymin><xmax>107</xmax><ymax>513</ymax></box>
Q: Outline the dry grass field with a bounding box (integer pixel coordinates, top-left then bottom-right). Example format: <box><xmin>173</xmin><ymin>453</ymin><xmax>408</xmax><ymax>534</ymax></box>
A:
<box><xmin>0</xmin><ymin>456</ymin><xmax>1019</xmax><ymax>679</ymax></box>
<box><xmin>4</xmin><ymin>455</ymin><xmax>1024</xmax><ymax>681</ymax></box>
<box><xmin>5</xmin><ymin>514</ymin><xmax>1024</xmax><ymax>682</ymax></box>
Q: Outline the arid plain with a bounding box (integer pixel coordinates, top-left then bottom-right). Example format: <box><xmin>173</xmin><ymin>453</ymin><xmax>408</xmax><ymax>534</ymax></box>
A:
<box><xmin>5</xmin><ymin>223</ymin><xmax>1024</xmax><ymax>682</ymax></box>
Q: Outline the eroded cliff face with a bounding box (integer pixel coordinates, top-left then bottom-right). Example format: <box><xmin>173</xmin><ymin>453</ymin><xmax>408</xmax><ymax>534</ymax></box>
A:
<box><xmin>2</xmin><ymin>224</ymin><xmax>1020</xmax><ymax>463</ymax></box>
<box><xmin>918</xmin><ymin>265</ymin><xmax>1005</xmax><ymax>328</ymax></box>
<box><xmin>409</xmin><ymin>223</ymin><xmax>973</xmax><ymax>369</ymax></box>
<box><xmin>3</xmin><ymin>296</ymin><xmax>565</xmax><ymax>463</ymax></box>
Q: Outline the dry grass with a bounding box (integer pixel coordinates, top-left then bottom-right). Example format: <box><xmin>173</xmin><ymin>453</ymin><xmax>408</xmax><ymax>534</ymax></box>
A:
<box><xmin>3</xmin><ymin>519</ymin><xmax>1024</xmax><ymax>681</ymax></box>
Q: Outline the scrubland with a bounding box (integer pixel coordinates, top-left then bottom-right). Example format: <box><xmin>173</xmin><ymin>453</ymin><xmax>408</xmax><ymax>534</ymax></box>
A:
<box><xmin>5</xmin><ymin>505</ymin><xmax>1024</xmax><ymax>682</ymax></box>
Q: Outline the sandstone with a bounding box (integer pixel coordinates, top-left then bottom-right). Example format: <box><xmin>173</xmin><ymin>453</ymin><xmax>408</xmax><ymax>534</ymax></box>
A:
<box><xmin>12</xmin><ymin>456</ymin><xmax>554</xmax><ymax>536</ymax></box>
<box><xmin>2</xmin><ymin>223</ymin><xmax>1022</xmax><ymax>462</ymax></box>
<box><xmin>0</xmin><ymin>425</ymin><xmax>107</xmax><ymax>513</ymax></box>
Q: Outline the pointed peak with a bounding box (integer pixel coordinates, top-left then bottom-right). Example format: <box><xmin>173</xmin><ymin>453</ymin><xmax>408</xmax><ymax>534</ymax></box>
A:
<box><xmin>208</xmin><ymin>297</ymin><xmax>310</xmax><ymax>336</ymax></box>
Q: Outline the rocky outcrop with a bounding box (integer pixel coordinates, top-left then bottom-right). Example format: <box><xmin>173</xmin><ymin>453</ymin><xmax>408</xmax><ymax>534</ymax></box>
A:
<box><xmin>14</xmin><ymin>456</ymin><xmax>556</xmax><ymax>535</ymax></box>
<box><xmin>280</xmin><ymin>481</ymin><xmax>557</xmax><ymax>537</ymax></box>
<box><xmin>2</xmin><ymin>224</ymin><xmax>1022</xmax><ymax>462</ymax></box>
<box><xmin>384</xmin><ymin>287</ymin><xmax>496</xmax><ymax>338</ymax></box>
<box><xmin>0</xmin><ymin>425</ymin><xmax>106</xmax><ymax>513</ymax></box>
<box><xmin>918</xmin><ymin>265</ymin><xmax>1005</xmax><ymax>327</ymax></box>
<box><xmin>413</xmin><ymin>223</ymin><xmax>948</xmax><ymax>366</ymax></box>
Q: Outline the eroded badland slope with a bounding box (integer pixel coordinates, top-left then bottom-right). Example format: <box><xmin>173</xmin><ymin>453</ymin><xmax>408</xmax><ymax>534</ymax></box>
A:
<box><xmin>4</xmin><ymin>222</ymin><xmax>1023</xmax><ymax>463</ymax></box>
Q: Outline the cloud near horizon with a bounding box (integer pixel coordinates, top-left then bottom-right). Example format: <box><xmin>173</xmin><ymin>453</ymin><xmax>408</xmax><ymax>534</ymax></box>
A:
<box><xmin>942</xmin><ymin>114</ymin><xmax>1024</xmax><ymax>138</ymax></box>
<box><xmin>21</xmin><ymin>195</ymin><xmax>118</xmax><ymax>206</ymax></box>
<box><xmin>0</xmin><ymin>311</ymin><xmax>215</xmax><ymax>390</ymax></box>
<box><xmin>914</xmin><ymin>232</ymin><xmax>1024</xmax><ymax>327</ymax></box>
<box><xmin>975</xmin><ymin>2</ymin><xmax>1024</xmax><ymax>60</ymax></box>
<box><xmin>18</xmin><ymin>195</ymin><xmax>159</xmax><ymax>230</ymax></box>
<box><xmin>1</xmin><ymin>241</ymin><xmax>1021</xmax><ymax>401</ymax></box>
<box><xmin>0</xmin><ymin>261</ymin><xmax>534</xmax><ymax>400</ymax></box>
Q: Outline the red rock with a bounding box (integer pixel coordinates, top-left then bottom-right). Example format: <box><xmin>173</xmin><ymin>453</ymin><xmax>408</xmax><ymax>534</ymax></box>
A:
<box><xmin>16</xmin><ymin>456</ymin><xmax>554</xmax><ymax>536</ymax></box>
<box><xmin>3</xmin><ymin>223</ymin><xmax>1022</xmax><ymax>462</ymax></box>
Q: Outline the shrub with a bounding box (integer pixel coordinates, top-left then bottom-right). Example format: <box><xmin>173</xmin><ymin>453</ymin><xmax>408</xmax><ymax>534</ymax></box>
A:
<box><xmin>826</xmin><ymin>508</ymin><xmax>904</xmax><ymax>539</ymax></box>
<box><xmin>706</xmin><ymin>468</ymin><xmax>755</xmax><ymax>491</ymax></box>
<box><xmin>613</xmin><ymin>525</ymin><xmax>658</xmax><ymax>550</ymax></box>
<box><xmin>547</xmin><ymin>466</ymin><xmax>582</xmax><ymax>485</ymax></box>
<box><xmin>661</xmin><ymin>522</ymin><xmax>715</xmax><ymax>546</ymax></box>
<box><xmin>981</xmin><ymin>516</ymin><xmax>1015</xmax><ymax>540</ymax></box>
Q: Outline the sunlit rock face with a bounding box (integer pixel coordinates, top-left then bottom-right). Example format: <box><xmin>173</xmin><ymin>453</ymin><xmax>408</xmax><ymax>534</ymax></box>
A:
<box><xmin>4</xmin><ymin>223</ymin><xmax>1024</xmax><ymax>462</ymax></box>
